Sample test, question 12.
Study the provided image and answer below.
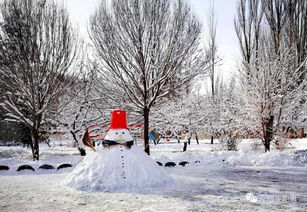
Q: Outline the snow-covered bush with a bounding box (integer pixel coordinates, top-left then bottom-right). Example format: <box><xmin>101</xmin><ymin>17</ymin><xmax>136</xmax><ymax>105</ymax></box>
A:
<box><xmin>203</xmin><ymin>77</ymin><xmax>244</xmax><ymax>151</ymax></box>
<box><xmin>150</xmin><ymin>89</ymin><xmax>206</xmax><ymax>151</ymax></box>
<box><xmin>219</xmin><ymin>134</ymin><xmax>240</xmax><ymax>151</ymax></box>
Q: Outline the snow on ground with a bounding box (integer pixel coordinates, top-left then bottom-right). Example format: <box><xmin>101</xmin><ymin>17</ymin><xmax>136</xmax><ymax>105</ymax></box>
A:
<box><xmin>0</xmin><ymin>140</ymin><xmax>82</xmax><ymax>176</ymax></box>
<box><xmin>150</xmin><ymin>138</ymin><xmax>307</xmax><ymax>168</ymax></box>
<box><xmin>1</xmin><ymin>138</ymin><xmax>307</xmax><ymax>211</ymax></box>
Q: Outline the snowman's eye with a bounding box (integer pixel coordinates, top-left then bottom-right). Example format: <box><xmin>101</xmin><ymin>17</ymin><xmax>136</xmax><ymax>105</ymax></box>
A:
<box><xmin>122</xmin><ymin>132</ymin><xmax>125</xmax><ymax>134</ymax></box>
<box><xmin>115</xmin><ymin>132</ymin><xmax>118</xmax><ymax>135</ymax></box>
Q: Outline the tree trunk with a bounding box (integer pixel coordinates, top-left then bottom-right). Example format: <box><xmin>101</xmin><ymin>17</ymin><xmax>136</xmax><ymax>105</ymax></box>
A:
<box><xmin>30</xmin><ymin>128</ymin><xmax>40</xmax><ymax>160</ymax></box>
<box><xmin>264</xmin><ymin>141</ymin><xmax>270</xmax><ymax>152</ymax></box>
<box><xmin>176</xmin><ymin>136</ymin><xmax>180</xmax><ymax>143</ymax></box>
<box><xmin>263</xmin><ymin>115</ymin><xmax>274</xmax><ymax>152</ymax></box>
<box><xmin>156</xmin><ymin>137</ymin><xmax>161</xmax><ymax>144</ymax></box>
<box><xmin>195</xmin><ymin>133</ymin><xmax>199</xmax><ymax>144</ymax></box>
<box><xmin>211</xmin><ymin>135</ymin><xmax>214</xmax><ymax>144</ymax></box>
<box><xmin>183</xmin><ymin>142</ymin><xmax>187</xmax><ymax>152</ymax></box>
<box><xmin>71</xmin><ymin>130</ymin><xmax>86</xmax><ymax>156</ymax></box>
<box><xmin>144</xmin><ymin>107</ymin><xmax>150</xmax><ymax>155</ymax></box>
<box><xmin>153</xmin><ymin>139</ymin><xmax>156</xmax><ymax>145</ymax></box>
<box><xmin>78</xmin><ymin>147</ymin><xmax>86</xmax><ymax>156</ymax></box>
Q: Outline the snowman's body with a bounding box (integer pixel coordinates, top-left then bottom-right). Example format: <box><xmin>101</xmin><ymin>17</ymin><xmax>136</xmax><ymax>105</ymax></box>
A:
<box><xmin>65</xmin><ymin>110</ymin><xmax>171</xmax><ymax>192</ymax></box>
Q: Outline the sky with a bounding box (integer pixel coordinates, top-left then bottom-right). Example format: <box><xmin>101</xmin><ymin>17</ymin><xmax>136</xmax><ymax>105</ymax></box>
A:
<box><xmin>62</xmin><ymin>0</ymin><xmax>240</xmax><ymax>80</ymax></box>
<box><xmin>189</xmin><ymin>0</ymin><xmax>240</xmax><ymax>75</ymax></box>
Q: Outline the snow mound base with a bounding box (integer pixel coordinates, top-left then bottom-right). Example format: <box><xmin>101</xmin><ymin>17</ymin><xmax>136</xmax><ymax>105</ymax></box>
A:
<box><xmin>65</xmin><ymin>145</ymin><xmax>171</xmax><ymax>192</ymax></box>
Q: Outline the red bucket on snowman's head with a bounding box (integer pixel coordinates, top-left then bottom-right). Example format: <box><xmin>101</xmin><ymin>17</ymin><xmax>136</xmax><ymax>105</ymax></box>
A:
<box><xmin>109</xmin><ymin>110</ymin><xmax>128</xmax><ymax>129</ymax></box>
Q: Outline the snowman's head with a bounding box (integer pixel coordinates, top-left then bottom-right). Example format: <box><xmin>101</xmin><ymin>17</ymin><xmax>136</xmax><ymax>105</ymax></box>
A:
<box><xmin>105</xmin><ymin>128</ymin><xmax>133</xmax><ymax>143</ymax></box>
<box><xmin>105</xmin><ymin>110</ymin><xmax>133</xmax><ymax>143</ymax></box>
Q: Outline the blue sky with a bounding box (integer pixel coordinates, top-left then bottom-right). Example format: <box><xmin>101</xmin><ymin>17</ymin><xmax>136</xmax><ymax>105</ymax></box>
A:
<box><xmin>62</xmin><ymin>0</ymin><xmax>240</xmax><ymax>77</ymax></box>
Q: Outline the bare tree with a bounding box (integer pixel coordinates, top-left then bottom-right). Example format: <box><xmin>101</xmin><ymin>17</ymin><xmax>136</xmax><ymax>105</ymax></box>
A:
<box><xmin>212</xmin><ymin>78</ymin><xmax>243</xmax><ymax>151</ymax></box>
<box><xmin>89</xmin><ymin>0</ymin><xmax>208</xmax><ymax>155</ymax></box>
<box><xmin>234</xmin><ymin>0</ymin><xmax>263</xmax><ymax>69</ymax></box>
<box><xmin>205</xmin><ymin>2</ymin><xmax>220</xmax><ymax>144</ymax></box>
<box><xmin>0</xmin><ymin>0</ymin><xmax>80</xmax><ymax>160</ymax></box>
<box><xmin>264</xmin><ymin>0</ymin><xmax>307</xmax><ymax>134</ymax></box>
<box><xmin>283</xmin><ymin>0</ymin><xmax>307</xmax><ymax>70</ymax></box>
<box><xmin>235</xmin><ymin>0</ymin><xmax>307</xmax><ymax>152</ymax></box>
<box><xmin>57</xmin><ymin>66</ymin><xmax>111</xmax><ymax>156</ymax></box>
<box><xmin>240</xmin><ymin>37</ymin><xmax>306</xmax><ymax>152</ymax></box>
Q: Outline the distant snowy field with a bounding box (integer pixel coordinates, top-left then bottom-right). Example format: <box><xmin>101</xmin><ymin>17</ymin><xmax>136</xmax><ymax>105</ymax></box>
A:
<box><xmin>1</xmin><ymin>139</ymin><xmax>307</xmax><ymax>211</ymax></box>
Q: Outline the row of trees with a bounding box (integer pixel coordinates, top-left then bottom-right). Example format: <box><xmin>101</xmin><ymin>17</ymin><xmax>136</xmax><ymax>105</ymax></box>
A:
<box><xmin>0</xmin><ymin>0</ymin><xmax>209</xmax><ymax>159</ymax></box>
<box><xmin>154</xmin><ymin>0</ymin><xmax>307</xmax><ymax>152</ymax></box>
<box><xmin>0</xmin><ymin>0</ymin><xmax>306</xmax><ymax>160</ymax></box>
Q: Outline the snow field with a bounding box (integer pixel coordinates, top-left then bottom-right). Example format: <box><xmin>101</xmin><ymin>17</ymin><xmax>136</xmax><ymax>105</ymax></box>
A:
<box><xmin>0</xmin><ymin>138</ymin><xmax>307</xmax><ymax>211</ymax></box>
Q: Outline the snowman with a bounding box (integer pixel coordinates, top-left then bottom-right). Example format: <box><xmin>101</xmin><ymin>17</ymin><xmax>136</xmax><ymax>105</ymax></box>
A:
<box><xmin>65</xmin><ymin>110</ymin><xmax>171</xmax><ymax>192</ymax></box>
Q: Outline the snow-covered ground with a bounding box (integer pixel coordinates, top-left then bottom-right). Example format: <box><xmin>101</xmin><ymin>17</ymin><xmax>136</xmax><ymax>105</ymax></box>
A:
<box><xmin>1</xmin><ymin>139</ymin><xmax>307</xmax><ymax>211</ymax></box>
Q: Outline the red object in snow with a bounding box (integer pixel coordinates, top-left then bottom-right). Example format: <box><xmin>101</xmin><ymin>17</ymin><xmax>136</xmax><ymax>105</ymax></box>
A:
<box><xmin>109</xmin><ymin>110</ymin><xmax>128</xmax><ymax>129</ymax></box>
<box><xmin>128</xmin><ymin>124</ymin><xmax>143</xmax><ymax>128</ymax></box>
<box><xmin>166</xmin><ymin>138</ymin><xmax>170</xmax><ymax>142</ymax></box>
